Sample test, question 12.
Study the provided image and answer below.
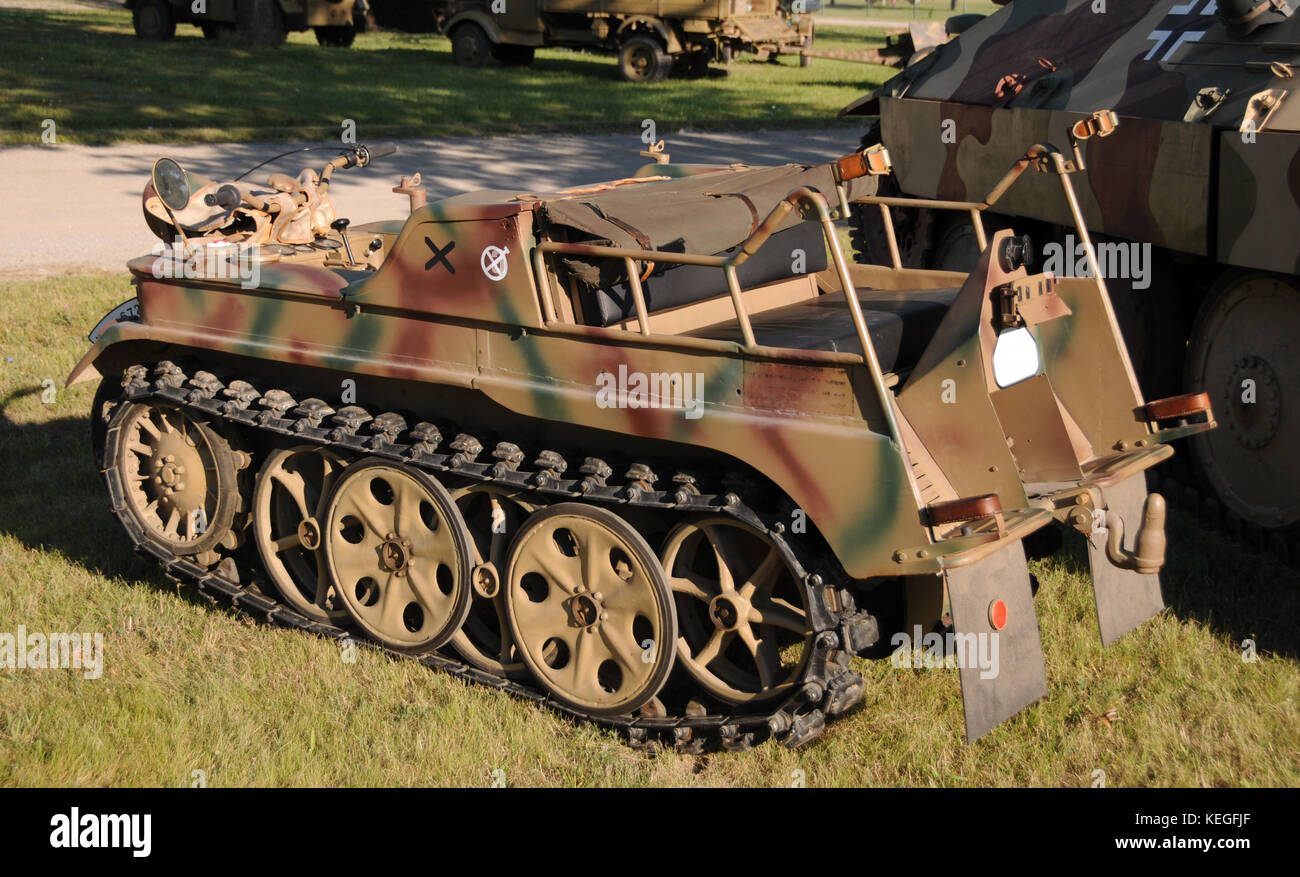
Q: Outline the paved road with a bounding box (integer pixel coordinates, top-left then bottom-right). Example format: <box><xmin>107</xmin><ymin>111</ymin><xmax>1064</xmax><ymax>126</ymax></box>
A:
<box><xmin>0</xmin><ymin>128</ymin><xmax>868</xmax><ymax>278</ymax></box>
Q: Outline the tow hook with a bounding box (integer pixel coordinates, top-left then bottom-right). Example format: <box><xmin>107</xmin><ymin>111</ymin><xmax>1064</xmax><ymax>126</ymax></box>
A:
<box><xmin>1105</xmin><ymin>492</ymin><xmax>1167</xmax><ymax>575</ymax></box>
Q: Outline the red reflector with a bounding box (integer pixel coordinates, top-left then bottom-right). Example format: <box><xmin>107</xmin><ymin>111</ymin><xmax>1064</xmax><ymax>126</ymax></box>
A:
<box><xmin>988</xmin><ymin>599</ymin><xmax>1008</xmax><ymax>631</ymax></box>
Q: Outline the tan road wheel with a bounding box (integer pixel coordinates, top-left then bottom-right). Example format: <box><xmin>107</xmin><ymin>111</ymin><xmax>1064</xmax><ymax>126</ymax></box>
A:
<box><xmin>504</xmin><ymin>503</ymin><xmax>676</xmax><ymax>717</ymax></box>
<box><xmin>253</xmin><ymin>446</ymin><xmax>349</xmax><ymax>624</ymax></box>
<box><xmin>447</xmin><ymin>484</ymin><xmax>536</xmax><ymax>677</ymax></box>
<box><xmin>661</xmin><ymin>518</ymin><xmax>813</xmax><ymax>707</ymax></box>
<box><xmin>322</xmin><ymin>460</ymin><xmax>473</xmax><ymax>652</ymax></box>
<box><xmin>1186</xmin><ymin>272</ymin><xmax>1300</xmax><ymax>531</ymax></box>
<box><xmin>108</xmin><ymin>401</ymin><xmax>238</xmax><ymax>556</ymax></box>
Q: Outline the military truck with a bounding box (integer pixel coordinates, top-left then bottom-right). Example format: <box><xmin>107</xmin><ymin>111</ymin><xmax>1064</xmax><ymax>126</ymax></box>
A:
<box><xmin>128</xmin><ymin>0</ymin><xmax>367</xmax><ymax>46</ymax></box>
<box><xmin>841</xmin><ymin>0</ymin><xmax>1300</xmax><ymax>555</ymax></box>
<box><xmin>69</xmin><ymin>135</ymin><xmax>1212</xmax><ymax>748</ymax></box>
<box><xmin>433</xmin><ymin>0</ymin><xmax>816</xmax><ymax>81</ymax></box>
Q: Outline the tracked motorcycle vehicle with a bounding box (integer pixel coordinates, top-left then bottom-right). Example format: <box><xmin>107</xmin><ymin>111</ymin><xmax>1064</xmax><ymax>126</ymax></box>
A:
<box><xmin>842</xmin><ymin>0</ymin><xmax>1300</xmax><ymax>553</ymax></box>
<box><xmin>70</xmin><ymin>135</ymin><xmax>1213</xmax><ymax>748</ymax></box>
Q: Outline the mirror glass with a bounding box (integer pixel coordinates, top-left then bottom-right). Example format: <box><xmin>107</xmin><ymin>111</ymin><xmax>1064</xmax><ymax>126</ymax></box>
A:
<box><xmin>152</xmin><ymin>158</ymin><xmax>191</xmax><ymax>211</ymax></box>
<box><xmin>991</xmin><ymin>327</ymin><xmax>1041</xmax><ymax>388</ymax></box>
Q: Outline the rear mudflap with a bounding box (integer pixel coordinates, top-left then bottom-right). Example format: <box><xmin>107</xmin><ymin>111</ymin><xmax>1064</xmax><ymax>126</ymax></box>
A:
<box><xmin>946</xmin><ymin>541</ymin><xmax>1046</xmax><ymax>742</ymax></box>
<box><xmin>1088</xmin><ymin>475</ymin><xmax>1165</xmax><ymax>647</ymax></box>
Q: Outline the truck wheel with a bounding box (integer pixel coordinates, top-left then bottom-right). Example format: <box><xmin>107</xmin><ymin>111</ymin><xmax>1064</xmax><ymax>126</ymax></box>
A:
<box><xmin>451</xmin><ymin>23</ymin><xmax>492</xmax><ymax>68</ymax></box>
<box><xmin>235</xmin><ymin>0</ymin><xmax>286</xmax><ymax>47</ymax></box>
<box><xmin>132</xmin><ymin>0</ymin><xmax>176</xmax><ymax>40</ymax></box>
<box><xmin>619</xmin><ymin>35</ymin><xmax>669</xmax><ymax>83</ymax></box>
<box><xmin>315</xmin><ymin>25</ymin><xmax>356</xmax><ymax>47</ymax></box>
<box><xmin>491</xmin><ymin>44</ymin><xmax>534</xmax><ymax>66</ymax></box>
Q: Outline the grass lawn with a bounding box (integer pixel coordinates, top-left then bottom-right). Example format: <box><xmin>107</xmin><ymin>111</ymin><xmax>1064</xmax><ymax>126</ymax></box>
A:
<box><xmin>0</xmin><ymin>5</ymin><xmax>895</xmax><ymax>146</ymax></box>
<box><xmin>1</xmin><ymin>272</ymin><xmax>1298</xmax><ymax>786</ymax></box>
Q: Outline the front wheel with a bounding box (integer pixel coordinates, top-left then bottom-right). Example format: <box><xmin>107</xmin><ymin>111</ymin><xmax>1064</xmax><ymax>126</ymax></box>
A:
<box><xmin>132</xmin><ymin>0</ymin><xmax>176</xmax><ymax>40</ymax></box>
<box><xmin>451</xmin><ymin>23</ymin><xmax>492</xmax><ymax>68</ymax></box>
<box><xmin>618</xmin><ymin>35</ymin><xmax>670</xmax><ymax>83</ymax></box>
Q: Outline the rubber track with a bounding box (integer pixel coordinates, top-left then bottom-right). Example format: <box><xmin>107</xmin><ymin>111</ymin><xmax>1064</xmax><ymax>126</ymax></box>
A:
<box><xmin>101</xmin><ymin>362</ymin><xmax>870</xmax><ymax>752</ymax></box>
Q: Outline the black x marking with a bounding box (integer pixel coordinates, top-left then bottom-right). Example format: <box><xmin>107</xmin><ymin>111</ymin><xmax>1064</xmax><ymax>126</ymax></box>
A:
<box><xmin>424</xmin><ymin>237</ymin><xmax>456</xmax><ymax>274</ymax></box>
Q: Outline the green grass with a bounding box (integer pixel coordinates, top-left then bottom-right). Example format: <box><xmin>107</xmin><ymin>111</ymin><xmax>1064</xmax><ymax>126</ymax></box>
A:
<box><xmin>0</xmin><ymin>6</ymin><xmax>895</xmax><ymax>146</ymax></box>
<box><xmin>1</xmin><ymin>272</ymin><xmax>1298</xmax><ymax>786</ymax></box>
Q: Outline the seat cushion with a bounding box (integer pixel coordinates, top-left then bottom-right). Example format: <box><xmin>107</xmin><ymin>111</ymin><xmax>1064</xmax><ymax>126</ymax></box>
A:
<box><xmin>687</xmin><ymin>287</ymin><xmax>960</xmax><ymax>372</ymax></box>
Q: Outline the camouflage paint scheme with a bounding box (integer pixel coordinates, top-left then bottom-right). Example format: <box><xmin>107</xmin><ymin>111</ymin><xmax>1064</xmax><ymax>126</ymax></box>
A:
<box><xmin>69</xmin><ymin>149</ymin><xmax>1204</xmax><ymax>581</ymax></box>
<box><xmin>846</xmin><ymin>0</ymin><xmax>1300</xmax><ymax>271</ymax></box>
<box><xmin>843</xmin><ymin>0</ymin><xmax>1300</xmax><ymax>535</ymax></box>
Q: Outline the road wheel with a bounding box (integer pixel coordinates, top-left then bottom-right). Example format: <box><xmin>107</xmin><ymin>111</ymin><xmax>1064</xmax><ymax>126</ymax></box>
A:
<box><xmin>252</xmin><ymin>446</ymin><xmax>351</xmax><ymax>625</ymax></box>
<box><xmin>315</xmin><ymin>25</ymin><xmax>356</xmax><ymax>47</ymax></box>
<box><xmin>235</xmin><ymin>0</ymin><xmax>286</xmax><ymax>47</ymax></box>
<box><xmin>451</xmin><ymin>22</ymin><xmax>491</xmax><ymax>68</ymax></box>
<box><xmin>322</xmin><ymin>460</ymin><xmax>474</xmax><ymax>653</ymax></box>
<box><xmin>1185</xmin><ymin>271</ymin><xmax>1300</xmax><ymax>532</ymax></box>
<box><xmin>491</xmin><ymin>44</ymin><xmax>534</xmax><ymax>66</ymax></box>
<box><xmin>503</xmin><ymin>504</ymin><xmax>677</xmax><ymax>717</ymax></box>
<box><xmin>132</xmin><ymin>0</ymin><xmax>176</xmax><ymax>40</ymax></box>
<box><xmin>618</xmin><ymin>35</ymin><xmax>670</xmax><ymax>84</ymax></box>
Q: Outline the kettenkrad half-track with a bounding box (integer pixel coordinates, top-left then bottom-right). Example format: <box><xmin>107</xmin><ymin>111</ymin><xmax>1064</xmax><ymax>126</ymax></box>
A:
<box><xmin>70</xmin><ymin>136</ymin><xmax>1215</xmax><ymax>749</ymax></box>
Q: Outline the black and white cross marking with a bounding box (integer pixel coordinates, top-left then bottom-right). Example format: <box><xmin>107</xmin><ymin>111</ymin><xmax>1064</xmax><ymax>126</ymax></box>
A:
<box><xmin>424</xmin><ymin>237</ymin><xmax>456</xmax><ymax>274</ymax></box>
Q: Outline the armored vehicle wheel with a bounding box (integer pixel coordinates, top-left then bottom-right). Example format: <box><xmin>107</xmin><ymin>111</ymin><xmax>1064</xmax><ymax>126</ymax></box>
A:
<box><xmin>105</xmin><ymin>401</ymin><xmax>239</xmax><ymax>557</ymax></box>
<box><xmin>1186</xmin><ymin>272</ymin><xmax>1300</xmax><ymax>531</ymax></box>
<box><xmin>200</xmin><ymin>23</ymin><xmax>230</xmax><ymax>39</ymax></box>
<box><xmin>661</xmin><ymin>518</ymin><xmax>813</xmax><ymax>706</ymax></box>
<box><xmin>451</xmin><ymin>22</ymin><xmax>491</xmax><ymax>68</ymax></box>
<box><xmin>132</xmin><ymin>0</ymin><xmax>176</xmax><ymax>40</ymax></box>
<box><xmin>491</xmin><ymin>44</ymin><xmax>534</xmax><ymax>66</ymax></box>
<box><xmin>252</xmin><ymin>446</ymin><xmax>350</xmax><ymax>624</ymax></box>
<box><xmin>618</xmin><ymin>36</ymin><xmax>670</xmax><ymax>84</ymax></box>
<box><xmin>447</xmin><ymin>484</ymin><xmax>535</xmax><ymax>677</ymax></box>
<box><xmin>234</xmin><ymin>0</ymin><xmax>286</xmax><ymax>47</ymax></box>
<box><xmin>503</xmin><ymin>504</ymin><xmax>677</xmax><ymax>717</ymax></box>
<box><xmin>315</xmin><ymin>25</ymin><xmax>356</xmax><ymax>48</ymax></box>
<box><xmin>322</xmin><ymin>460</ymin><xmax>473</xmax><ymax>652</ymax></box>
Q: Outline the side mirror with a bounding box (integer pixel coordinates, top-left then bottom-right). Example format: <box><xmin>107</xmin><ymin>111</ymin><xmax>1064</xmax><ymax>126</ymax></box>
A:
<box><xmin>152</xmin><ymin>157</ymin><xmax>191</xmax><ymax>212</ymax></box>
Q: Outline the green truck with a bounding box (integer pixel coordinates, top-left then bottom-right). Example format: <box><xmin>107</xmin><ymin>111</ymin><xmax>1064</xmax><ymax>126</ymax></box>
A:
<box><xmin>433</xmin><ymin>0</ymin><xmax>817</xmax><ymax>82</ymax></box>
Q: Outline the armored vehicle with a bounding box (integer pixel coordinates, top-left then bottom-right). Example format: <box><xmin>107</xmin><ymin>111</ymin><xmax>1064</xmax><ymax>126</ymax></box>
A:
<box><xmin>842</xmin><ymin>0</ymin><xmax>1300</xmax><ymax>550</ymax></box>
<box><xmin>70</xmin><ymin>135</ymin><xmax>1212</xmax><ymax>748</ymax></box>
<box><xmin>128</xmin><ymin>0</ymin><xmax>366</xmax><ymax>46</ymax></box>
<box><xmin>433</xmin><ymin>0</ymin><xmax>815</xmax><ymax>81</ymax></box>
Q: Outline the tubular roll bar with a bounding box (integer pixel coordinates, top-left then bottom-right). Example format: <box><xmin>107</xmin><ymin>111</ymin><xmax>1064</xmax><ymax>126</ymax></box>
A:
<box><xmin>855</xmin><ymin>143</ymin><xmax>1086</xmax><ymax>270</ymax></box>
<box><xmin>532</xmin><ymin>187</ymin><xmax>903</xmax><ymax>445</ymax></box>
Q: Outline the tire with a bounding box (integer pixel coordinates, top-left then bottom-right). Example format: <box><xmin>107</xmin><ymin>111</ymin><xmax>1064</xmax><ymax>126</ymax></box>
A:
<box><xmin>315</xmin><ymin>25</ymin><xmax>356</xmax><ymax>47</ymax></box>
<box><xmin>234</xmin><ymin>0</ymin><xmax>286</xmax><ymax>47</ymax></box>
<box><xmin>618</xmin><ymin>35</ymin><xmax>670</xmax><ymax>83</ymax></box>
<box><xmin>200</xmin><ymin>23</ymin><xmax>228</xmax><ymax>39</ymax></box>
<box><xmin>132</xmin><ymin>0</ymin><xmax>176</xmax><ymax>40</ymax></box>
<box><xmin>451</xmin><ymin>22</ymin><xmax>492</xmax><ymax>68</ymax></box>
<box><xmin>491</xmin><ymin>43</ymin><xmax>534</xmax><ymax>66</ymax></box>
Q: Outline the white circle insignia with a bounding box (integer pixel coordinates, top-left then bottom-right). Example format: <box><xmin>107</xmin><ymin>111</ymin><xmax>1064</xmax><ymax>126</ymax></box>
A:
<box><xmin>480</xmin><ymin>245</ymin><xmax>510</xmax><ymax>281</ymax></box>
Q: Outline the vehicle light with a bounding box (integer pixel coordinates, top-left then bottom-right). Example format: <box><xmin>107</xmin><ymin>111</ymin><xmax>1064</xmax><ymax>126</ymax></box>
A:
<box><xmin>991</xmin><ymin>326</ymin><xmax>1040</xmax><ymax>388</ymax></box>
<box><xmin>988</xmin><ymin>599</ymin><xmax>1008</xmax><ymax>631</ymax></box>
